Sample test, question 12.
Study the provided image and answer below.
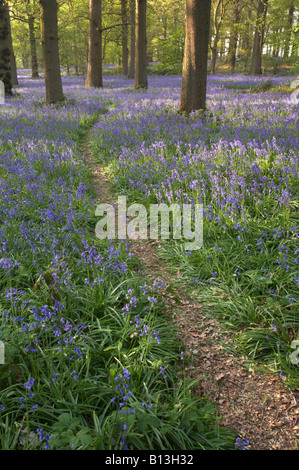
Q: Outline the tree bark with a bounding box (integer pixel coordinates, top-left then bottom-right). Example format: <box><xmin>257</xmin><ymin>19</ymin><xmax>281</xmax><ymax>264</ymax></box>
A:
<box><xmin>0</xmin><ymin>0</ymin><xmax>12</xmax><ymax>96</ymax></box>
<box><xmin>121</xmin><ymin>0</ymin><xmax>128</xmax><ymax>75</ymax></box>
<box><xmin>28</xmin><ymin>11</ymin><xmax>39</xmax><ymax>78</ymax></box>
<box><xmin>243</xmin><ymin>2</ymin><xmax>253</xmax><ymax>72</ymax></box>
<box><xmin>249</xmin><ymin>0</ymin><xmax>268</xmax><ymax>75</ymax></box>
<box><xmin>135</xmin><ymin>0</ymin><xmax>147</xmax><ymax>89</ymax></box>
<box><xmin>86</xmin><ymin>0</ymin><xmax>103</xmax><ymax>88</ymax></box>
<box><xmin>210</xmin><ymin>0</ymin><xmax>224</xmax><ymax>75</ymax></box>
<box><xmin>179</xmin><ymin>0</ymin><xmax>211</xmax><ymax>114</ymax></box>
<box><xmin>228</xmin><ymin>0</ymin><xmax>240</xmax><ymax>73</ymax></box>
<box><xmin>40</xmin><ymin>0</ymin><xmax>64</xmax><ymax>103</ymax></box>
<box><xmin>4</xmin><ymin>5</ymin><xmax>18</xmax><ymax>86</ymax></box>
<box><xmin>128</xmin><ymin>0</ymin><xmax>135</xmax><ymax>79</ymax></box>
<box><xmin>283</xmin><ymin>0</ymin><xmax>295</xmax><ymax>58</ymax></box>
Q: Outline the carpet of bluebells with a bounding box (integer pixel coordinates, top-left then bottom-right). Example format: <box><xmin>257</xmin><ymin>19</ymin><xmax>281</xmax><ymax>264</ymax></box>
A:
<box><xmin>90</xmin><ymin>74</ymin><xmax>299</xmax><ymax>385</ymax></box>
<box><xmin>0</xmin><ymin>72</ymin><xmax>237</xmax><ymax>450</ymax></box>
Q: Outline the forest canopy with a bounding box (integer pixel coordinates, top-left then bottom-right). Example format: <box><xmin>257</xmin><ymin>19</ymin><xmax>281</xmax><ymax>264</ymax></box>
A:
<box><xmin>7</xmin><ymin>0</ymin><xmax>299</xmax><ymax>78</ymax></box>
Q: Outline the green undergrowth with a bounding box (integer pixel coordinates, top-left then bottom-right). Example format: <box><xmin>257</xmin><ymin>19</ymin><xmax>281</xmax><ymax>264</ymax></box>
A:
<box><xmin>90</xmin><ymin>80</ymin><xmax>299</xmax><ymax>393</ymax></box>
<box><xmin>0</xmin><ymin>103</ymin><xmax>237</xmax><ymax>450</ymax></box>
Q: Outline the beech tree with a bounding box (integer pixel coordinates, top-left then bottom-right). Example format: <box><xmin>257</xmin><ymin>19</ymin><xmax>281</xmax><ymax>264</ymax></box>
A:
<box><xmin>0</xmin><ymin>0</ymin><xmax>12</xmax><ymax>95</ymax></box>
<box><xmin>210</xmin><ymin>0</ymin><xmax>229</xmax><ymax>75</ymax></box>
<box><xmin>121</xmin><ymin>0</ymin><xmax>128</xmax><ymax>75</ymax></box>
<box><xmin>179</xmin><ymin>0</ymin><xmax>211</xmax><ymax>113</ymax></box>
<box><xmin>5</xmin><ymin>4</ymin><xmax>17</xmax><ymax>85</ymax></box>
<box><xmin>135</xmin><ymin>0</ymin><xmax>147</xmax><ymax>89</ymax></box>
<box><xmin>86</xmin><ymin>0</ymin><xmax>102</xmax><ymax>88</ymax></box>
<box><xmin>284</xmin><ymin>0</ymin><xmax>295</xmax><ymax>58</ymax></box>
<box><xmin>27</xmin><ymin>0</ymin><xmax>39</xmax><ymax>78</ymax></box>
<box><xmin>128</xmin><ymin>0</ymin><xmax>135</xmax><ymax>79</ymax></box>
<box><xmin>5</xmin><ymin>0</ymin><xmax>40</xmax><ymax>79</ymax></box>
<box><xmin>227</xmin><ymin>0</ymin><xmax>241</xmax><ymax>73</ymax></box>
<box><xmin>40</xmin><ymin>0</ymin><xmax>64</xmax><ymax>103</ymax></box>
<box><xmin>249</xmin><ymin>0</ymin><xmax>269</xmax><ymax>75</ymax></box>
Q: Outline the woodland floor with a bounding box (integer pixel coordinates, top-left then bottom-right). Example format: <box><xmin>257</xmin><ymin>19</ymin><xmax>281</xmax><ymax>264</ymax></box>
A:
<box><xmin>84</xmin><ymin>129</ymin><xmax>299</xmax><ymax>451</ymax></box>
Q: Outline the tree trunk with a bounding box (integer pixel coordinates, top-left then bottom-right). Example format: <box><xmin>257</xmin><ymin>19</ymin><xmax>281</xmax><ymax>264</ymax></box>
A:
<box><xmin>272</xmin><ymin>29</ymin><xmax>279</xmax><ymax>57</ymax></box>
<box><xmin>4</xmin><ymin>5</ymin><xmax>18</xmax><ymax>86</ymax></box>
<box><xmin>228</xmin><ymin>1</ymin><xmax>240</xmax><ymax>73</ymax></box>
<box><xmin>179</xmin><ymin>0</ymin><xmax>211</xmax><ymax>114</ymax></box>
<box><xmin>40</xmin><ymin>0</ymin><xmax>64</xmax><ymax>103</ymax></box>
<box><xmin>211</xmin><ymin>46</ymin><xmax>217</xmax><ymax>75</ymax></box>
<box><xmin>249</xmin><ymin>0</ymin><xmax>268</xmax><ymax>75</ymax></box>
<box><xmin>28</xmin><ymin>12</ymin><xmax>39</xmax><ymax>78</ymax></box>
<box><xmin>0</xmin><ymin>0</ymin><xmax>12</xmax><ymax>96</ymax></box>
<box><xmin>86</xmin><ymin>0</ymin><xmax>102</xmax><ymax>88</ymax></box>
<box><xmin>135</xmin><ymin>0</ymin><xmax>147</xmax><ymax>89</ymax></box>
<box><xmin>128</xmin><ymin>0</ymin><xmax>135</xmax><ymax>79</ymax></box>
<box><xmin>283</xmin><ymin>0</ymin><xmax>295</xmax><ymax>58</ymax></box>
<box><xmin>210</xmin><ymin>0</ymin><xmax>224</xmax><ymax>75</ymax></box>
<box><xmin>121</xmin><ymin>0</ymin><xmax>128</xmax><ymax>76</ymax></box>
<box><xmin>243</xmin><ymin>3</ymin><xmax>253</xmax><ymax>72</ymax></box>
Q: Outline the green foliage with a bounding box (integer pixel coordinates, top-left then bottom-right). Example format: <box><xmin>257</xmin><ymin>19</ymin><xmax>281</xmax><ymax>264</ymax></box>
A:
<box><xmin>0</xmin><ymin>94</ymin><xmax>237</xmax><ymax>451</ymax></box>
<box><xmin>153</xmin><ymin>31</ymin><xmax>184</xmax><ymax>69</ymax></box>
<box><xmin>7</xmin><ymin>0</ymin><xmax>299</xmax><ymax>76</ymax></box>
<box><xmin>49</xmin><ymin>414</ymin><xmax>94</xmax><ymax>450</ymax></box>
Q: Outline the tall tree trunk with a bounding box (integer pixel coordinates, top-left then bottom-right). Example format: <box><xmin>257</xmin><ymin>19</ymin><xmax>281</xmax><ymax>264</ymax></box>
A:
<box><xmin>211</xmin><ymin>47</ymin><xmax>217</xmax><ymax>75</ymax></box>
<box><xmin>228</xmin><ymin>0</ymin><xmax>240</xmax><ymax>73</ymax></box>
<box><xmin>210</xmin><ymin>0</ymin><xmax>224</xmax><ymax>75</ymax></box>
<box><xmin>128</xmin><ymin>0</ymin><xmax>135</xmax><ymax>79</ymax></box>
<box><xmin>249</xmin><ymin>0</ymin><xmax>268</xmax><ymax>75</ymax></box>
<box><xmin>272</xmin><ymin>28</ymin><xmax>279</xmax><ymax>57</ymax></box>
<box><xmin>0</xmin><ymin>0</ymin><xmax>12</xmax><ymax>96</ymax></box>
<box><xmin>28</xmin><ymin>12</ymin><xmax>39</xmax><ymax>78</ymax></box>
<box><xmin>40</xmin><ymin>0</ymin><xmax>64</xmax><ymax>103</ymax></box>
<box><xmin>243</xmin><ymin>3</ymin><xmax>253</xmax><ymax>72</ymax></box>
<box><xmin>283</xmin><ymin>0</ymin><xmax>295</xmax><ymax>58</ymax></box>
<box><xmin>219</xmin><ymin>36</ymin><xmax>225</xmax><ymax>57</ymax></box>
<box><xmin>86</xmin><ymin>0</ymin><xmax>102</xmax><ymax>88</ymax></box>
<box><xmin>179</xmin><ymin>0</ymin><xmax>211</xmax><ymax>114</ymax></box>
<box><xmin>4</xmin><ymin>5</ymin><xmax>18</xmax><ymax>86</ymax></box>
<box><xmin>135</xmin><ymin>0</ymin><xmax>147</xmax><ymax>89</ymax></box>
<box><xmin>121</xmin><ymin>0</ymin><xmax>128</xmax><ymax>75</ymax></box>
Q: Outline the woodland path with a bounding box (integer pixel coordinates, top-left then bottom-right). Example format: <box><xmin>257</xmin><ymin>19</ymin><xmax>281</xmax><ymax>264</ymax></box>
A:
<box><xmin>83</xmin><ymin>127</ymin><xmax>299</xmax><ymax>451</ymax></box>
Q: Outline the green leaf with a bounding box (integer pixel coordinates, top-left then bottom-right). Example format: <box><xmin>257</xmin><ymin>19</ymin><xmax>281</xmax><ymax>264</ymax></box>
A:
<box><xmin>136</xmin><ymin>414</ymin><xmax>161</xmax><ymax>433</ymax></box>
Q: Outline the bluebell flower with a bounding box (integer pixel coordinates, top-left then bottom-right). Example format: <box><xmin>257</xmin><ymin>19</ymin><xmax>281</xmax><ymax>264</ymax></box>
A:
<box><xmin>24</xmin><ymin>377</ymin><xmax>35</xmax><ymax>390</ymax></box>
<box><xmin>235</xmin><ymin>437</ymin><xmax>249</xmax><ymax>450</ymax></box>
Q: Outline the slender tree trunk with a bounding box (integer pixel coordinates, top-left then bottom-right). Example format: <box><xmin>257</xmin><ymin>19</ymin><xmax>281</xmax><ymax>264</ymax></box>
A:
<box><xmin>128</xmin><ymin>0</ymin><xmax>135</xmax><ymax>79</ymax></box>
<box><xmin>40</xmin><ymin>0</ymin><xmax>64</xmax><ymax>103</ymax></box>
<box><xmin>179</xmin><ymin>0</ymin><xmax>211</xmax><ymax>114</ymax></box>
<box><xmin>211</xmin><ymin>47</ymin><xmax>217</xmax><ymax>75</ymax></box>
<box><xmin>28</xmin><ymin>13</ymin><xmax>39</xmax><ymax>78</ymax></box>
<box><xmin>219</xmin><ymin>36</ymin><xmax>225</xmax><ymax>57</ymax></box>
<box><xmin>210</xmin><ymin>0</ymin><xmax>224</xmax><ymax>75</ymax></box>
<box><xmin>4</xmin><ymin>5</ymin><xmax>18</xmax><ymax>86</ymax></box>
<box><xmin>73</xmin><ymin>23</ymin><xmax>80</xmax><ymax>76</ymax></box>
<box><xmin>283</xmin><ymin>0</ymin><xmax>295</xmax><ymax>58</ymax></box>
<box><xmin>249</xmin><ymin>0</ymin><xmax>268</xmax><ymax>75</ymax></box>
<box><xmin>135</xmin><ymin>0</ymin><xmax>147</xmax><ymax>89</ymax></box>
<box><xmin>121</xmin><ymin>0</ymin><xmax>128</xmax><ymax>75</ymax></box>
<box><xmin>272</xmin><ymin>29</ymin><xmax>279</xmax><ymax>57</ymax></box>
<box><xmin>86</xmin><ymin>0</ymin><xmax>102</xmax><ymax>88</ymax></box>
<box><xmin>0</xmin><ymin>0</ymin><xmax>12</xmax><ymax>96</ymax></box>
<box><xmin>243</xmin><ymin>3</ymin><xmax>253</xmax><ymax>72</ymax></box>
<box><xmin>228</xmin><ymin>1</ymin><xmax>240</xmax><ymax>73</ymax></box>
